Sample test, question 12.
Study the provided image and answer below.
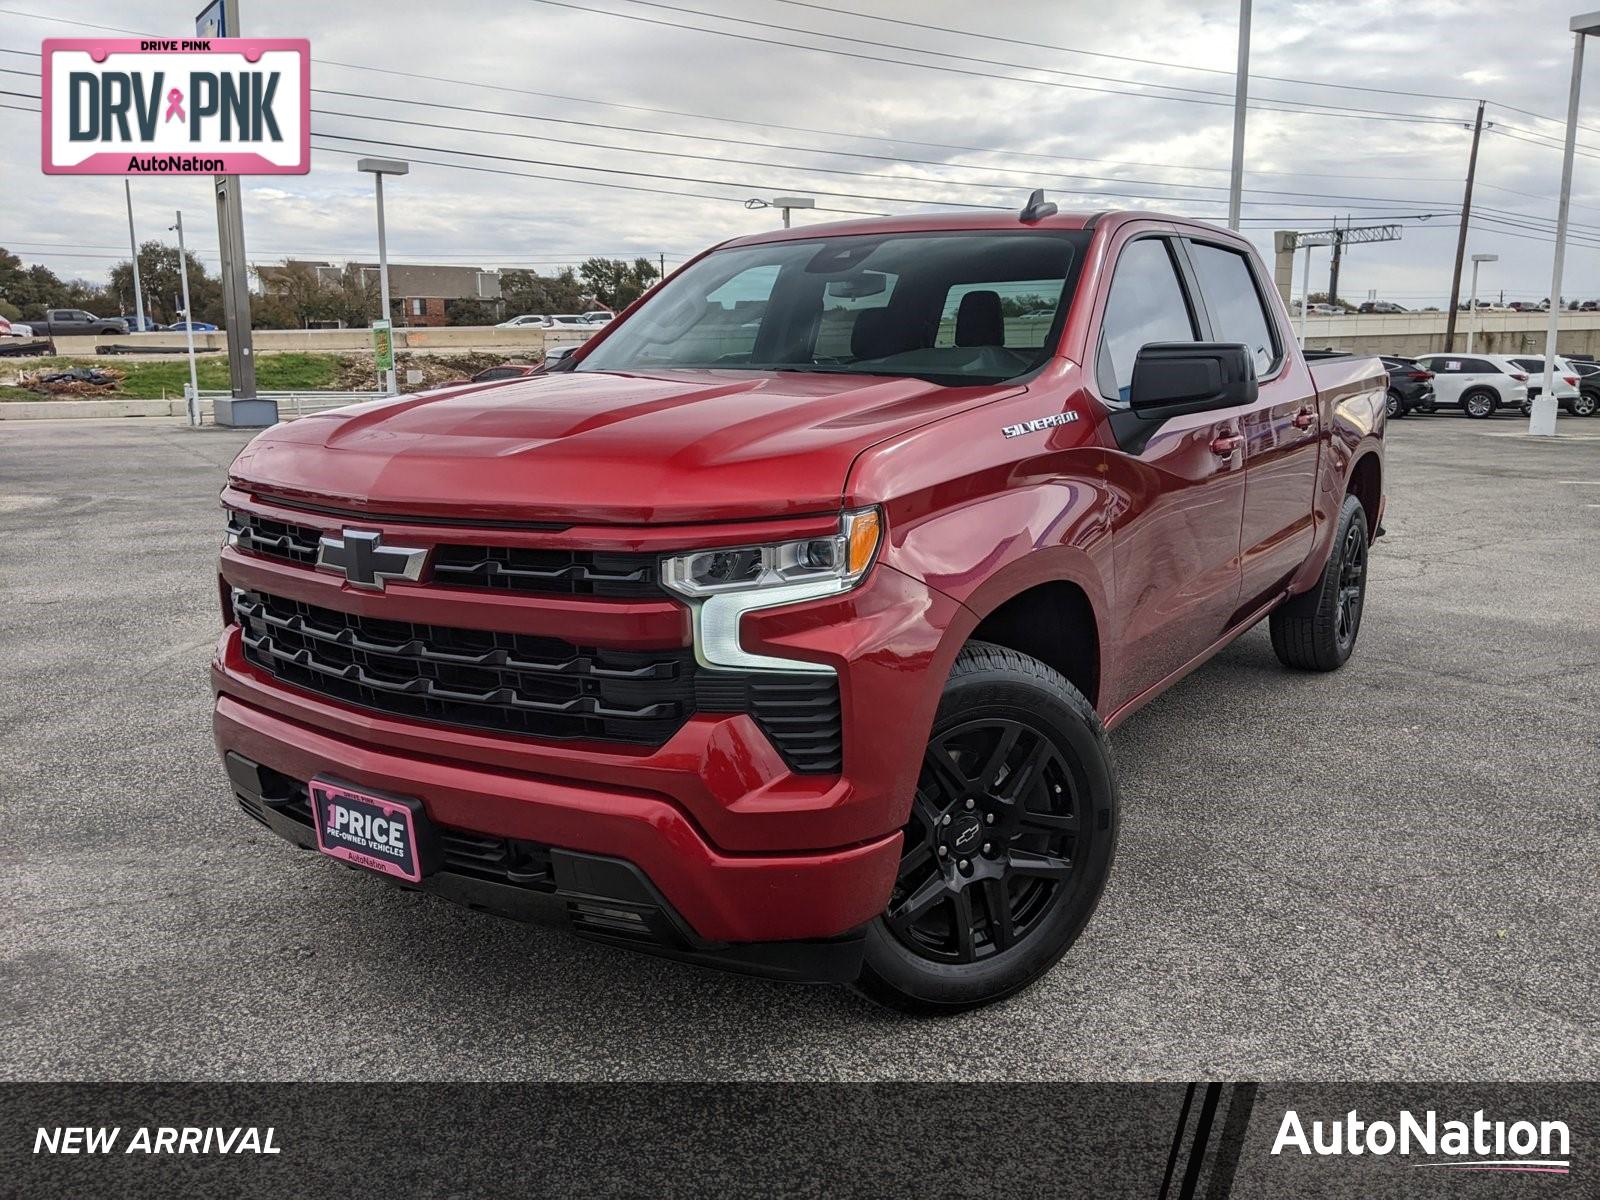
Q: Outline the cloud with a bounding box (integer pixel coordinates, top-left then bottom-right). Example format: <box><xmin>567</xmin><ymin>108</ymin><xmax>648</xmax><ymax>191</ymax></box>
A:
<box><xmin>5</xmin><ymin>0</ymin><xmax>1600</xmax><ymax>307</ymax></box>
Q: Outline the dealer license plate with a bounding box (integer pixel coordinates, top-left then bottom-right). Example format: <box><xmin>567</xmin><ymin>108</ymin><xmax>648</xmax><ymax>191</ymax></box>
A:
<box><xmin>309</xmin><ymin>778</ymin><xmax>424</xmax><ymax>883</ymax></box>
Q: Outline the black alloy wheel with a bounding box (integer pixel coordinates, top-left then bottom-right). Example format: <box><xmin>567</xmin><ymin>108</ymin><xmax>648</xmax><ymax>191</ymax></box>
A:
<box><xmin>1335</xmin><ymin>517</ymin><xmax>1367</xmax><ymax>653</ymax></box>
<box><xmin>855</xmin><ymin>642</ymin><xmax>1118</xmax><ymax>1012</ymax></box>
<box><xmin>886</xmin><ymin>718</ymin><xmax>1079</xmax><ymax>965</ymax></box>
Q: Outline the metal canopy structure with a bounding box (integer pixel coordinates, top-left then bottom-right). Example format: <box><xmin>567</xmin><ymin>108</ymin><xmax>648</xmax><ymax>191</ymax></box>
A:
<box><xmin>1286</xmin><ymin>224</ymin><xmax>1403</xmax><ymax>249</ymax></box>
<box><xmin>1284</xmin><ymin>222</ymin><xmax>1403</xmax><ymax>311</ymax></box>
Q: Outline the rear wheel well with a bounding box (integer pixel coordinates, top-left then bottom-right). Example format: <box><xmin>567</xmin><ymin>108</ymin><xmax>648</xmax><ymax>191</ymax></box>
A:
<box><xmin>969</xmin><ymin>582</ymin><xmax>1100</xmax><ymax>710</ymax></box>
<box><xmin>1347</xmin><ymin>452</ymin><xmax>1381</xmax><ymax>537</ymax></box>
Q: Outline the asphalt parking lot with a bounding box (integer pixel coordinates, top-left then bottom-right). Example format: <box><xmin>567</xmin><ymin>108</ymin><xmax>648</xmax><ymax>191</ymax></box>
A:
<box><xmin>2</xmin><ymin>411</ymin><xmax>1596</xmax><ymax>1082</ymax></box>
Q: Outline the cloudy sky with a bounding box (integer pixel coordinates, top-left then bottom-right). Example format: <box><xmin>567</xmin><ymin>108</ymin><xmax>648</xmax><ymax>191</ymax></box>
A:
<box><xmin>7</xmin><ymin>0</ymin><xmax>1600</xmax><ymax>309</ymax></box>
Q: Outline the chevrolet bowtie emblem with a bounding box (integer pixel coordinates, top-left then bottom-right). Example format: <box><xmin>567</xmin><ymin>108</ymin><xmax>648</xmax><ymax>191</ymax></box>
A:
<box><xmin>316</xmin><ymin>529</ymin><xmax>428</xmax><ymax>591</ymax></box>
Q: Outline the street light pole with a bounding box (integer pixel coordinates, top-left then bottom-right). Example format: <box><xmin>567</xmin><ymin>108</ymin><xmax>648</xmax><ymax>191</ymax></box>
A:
<box><xmin>124</xmin><ymin>180</ymin><xmax>145</xmax><ymax>333</ymax></box>
<box><xmin>1537</xmin><ymin>15</ymin><xmax>1600</xmax><ymax>436</ymax></box>
<box><xmin>170</xmin><ymin>211</ymin><xmax>201</xmax><ymax>427</ymax></box>
<box><xmin>1466</xmin><ymin>254</ymin><xmax>1496</xmax><ymax>353</ymax></box>
<box><xmin>357</xmin><ymin>157</ymin><xmax>410</xmax><ymax>395</ymax></box>
<box><xmin>1227</xmin><ymin>0</ymin><xmax>1252</xmax><ymax>230</ymax></box>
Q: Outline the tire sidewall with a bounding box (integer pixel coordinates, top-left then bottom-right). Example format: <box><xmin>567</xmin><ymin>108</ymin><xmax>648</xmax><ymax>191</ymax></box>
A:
<box><xmin>1463</xmin><ymin>389</ymin><xmax>1495</xmax><ymax>418</ymax></box>
<box><xmin>859</xmin><ymin>657</ymin><xmax>1119</xmax><ymax>1011</ymax></box>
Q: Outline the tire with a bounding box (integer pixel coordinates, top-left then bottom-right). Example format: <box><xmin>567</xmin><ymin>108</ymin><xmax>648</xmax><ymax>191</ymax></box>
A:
<box><xmin>1385</xmin><ymin>389</ymin><xmax>1407</xmax><ymax>419</ymax></box>
<box><xmin>1461</xmin><ymin>388</ymin><xmax>1497</xmax><ymax>419</ymax></box>
<box><xmin>1270</xmin><ymin>494</ymin><xmax>1370</xmax><ymax>672</ymax></box>
<box><xmin>1522</xmin><ymin>400</ymin><xmax>1534</xmax><ymax>416</ymax></box>
<box><xmin>855</xmin><ymin>641</ymin><xmax>1119</xmax><ymax>1013</ymax></box>
<box><xmin>1573</xmin><ymin>391</ymin><xmax>1599</xmax><ymax>417</ymax></box>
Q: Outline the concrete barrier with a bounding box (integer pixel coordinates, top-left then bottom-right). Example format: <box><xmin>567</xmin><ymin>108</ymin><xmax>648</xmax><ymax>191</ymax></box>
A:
<box><xmin>1293</xmin><ymin>310</ymin><xmax>1600</xmax><ymax>357</ymax></box>
<box><xmin>48</xmin><ymin>324</ymin><xmax>597</xmax><ymax>358</ymax></box>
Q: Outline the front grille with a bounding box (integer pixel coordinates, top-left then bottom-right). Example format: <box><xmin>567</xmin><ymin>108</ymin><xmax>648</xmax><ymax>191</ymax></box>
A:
<box><xmin>235</xmin><ymin>589</ymin><xmax>843</xmax><ymax>771</ymax></box>
<box><xmin>227</xmin><ymin>509</ymin><xmax>662</xmax><ymax>598</ymax></box>
<box><xmin>237</xmin><ymin>589</ymin><xmax>695</xmax><ymax>745</ymax></box>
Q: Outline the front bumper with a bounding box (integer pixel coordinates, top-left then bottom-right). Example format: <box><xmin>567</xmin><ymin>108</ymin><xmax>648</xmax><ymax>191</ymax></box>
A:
<box><xmin>211</xmin><ymin>498</ymin><xmax>971</xmax><ymax>958</ymax></box>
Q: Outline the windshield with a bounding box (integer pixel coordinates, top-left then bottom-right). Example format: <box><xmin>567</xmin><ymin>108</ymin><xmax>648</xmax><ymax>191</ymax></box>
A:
<box><xmin>576</xmin><ymin>230</ymin><xmax>1088</xmax><ymax>385</ymax></box>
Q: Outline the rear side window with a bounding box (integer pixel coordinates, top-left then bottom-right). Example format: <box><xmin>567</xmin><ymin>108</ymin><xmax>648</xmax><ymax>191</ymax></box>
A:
<box><xmin>1511</xmin><ymin>358</ymin><xmax>1543</xmax><ymax>372</ymax></box>
<box><xmin>1096</xmin><ymin>238</ymin><xmax>1198</xmax><ymax>405</ymax></box>
<box><xmin>1187</xmin><ymin>241</ymin><xmax>1279</xmax><ymax>376</ymax></box>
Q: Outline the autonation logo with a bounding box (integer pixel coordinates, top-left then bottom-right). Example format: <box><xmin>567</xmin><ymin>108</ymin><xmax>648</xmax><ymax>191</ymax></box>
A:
<box><xmin>1272</xmin><ymin>1108</ymin><xmax>1572</xmax><ymax>1175</ymax></box>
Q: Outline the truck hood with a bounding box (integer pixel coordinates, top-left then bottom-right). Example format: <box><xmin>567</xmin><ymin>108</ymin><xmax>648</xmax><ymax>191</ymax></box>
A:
<box><xmin>229</xmin><ymin>368</ymin><xmax>1019</xmax><ymax>525</ymax></box>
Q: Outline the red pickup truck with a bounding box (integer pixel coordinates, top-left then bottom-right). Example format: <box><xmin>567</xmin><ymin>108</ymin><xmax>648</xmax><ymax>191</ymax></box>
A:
<box><xmin>213</xmin><ymin>204</ymin><xmax>1385</xmax><ymax>1011</ymax></box>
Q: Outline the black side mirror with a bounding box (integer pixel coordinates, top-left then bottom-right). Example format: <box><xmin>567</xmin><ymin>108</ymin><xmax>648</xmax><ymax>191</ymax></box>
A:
<box><xmin>1129</xmin><ymin>342</ymin><xmax>1258</xmax><ymax>420</ymax></box>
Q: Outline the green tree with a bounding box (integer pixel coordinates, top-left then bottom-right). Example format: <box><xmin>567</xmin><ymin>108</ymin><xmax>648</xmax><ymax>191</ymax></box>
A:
<box><xmin>500</xmin><ymin>267</ymin><xmax>588</xmax><ymax>315</ymax></box>
<box><xmin>578</xmin><ymin>257</ymin><xmax>659</xmax><ymax>309</ymax></box>
<box><xmin>110</xmin><ymin>240</ymin><xmax>222</xmax><ymax>326</ymax></box>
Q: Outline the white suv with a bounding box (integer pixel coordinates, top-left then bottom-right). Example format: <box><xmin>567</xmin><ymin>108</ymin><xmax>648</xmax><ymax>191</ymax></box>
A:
<box><xmin>1506</xmin><ymin>355</ymin><xmax>1583</xmax><ymax>413</ymax></box>
<box><xmin>1410</xmin><ymin>353</ymin><xmax>1530</xmax><ymax>418</ymax></box>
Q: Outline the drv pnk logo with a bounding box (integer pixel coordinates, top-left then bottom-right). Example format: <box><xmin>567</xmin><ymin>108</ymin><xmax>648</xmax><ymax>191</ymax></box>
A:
<box><xmin>41</xmin><ymin>38</ymin><xmax>309</xmax><ymax>175</ymax></box>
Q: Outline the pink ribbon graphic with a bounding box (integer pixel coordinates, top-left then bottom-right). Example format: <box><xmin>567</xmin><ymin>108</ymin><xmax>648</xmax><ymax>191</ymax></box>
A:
<box><xmin>164</xmin><ymin>88</ymin><xmax>185</xmax><ymax>123</ymax></box>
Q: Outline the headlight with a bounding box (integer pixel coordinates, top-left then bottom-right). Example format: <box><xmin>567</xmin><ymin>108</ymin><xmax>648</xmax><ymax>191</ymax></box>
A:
<box><xmin>661</xmin><ymin>508</ymin><xmax>882</xmax><ymax>598</ymax></box>
<box><xmin>661</xmin><ymin>508</ymin><xmax>883</xmax><ymax>674</ymax></box>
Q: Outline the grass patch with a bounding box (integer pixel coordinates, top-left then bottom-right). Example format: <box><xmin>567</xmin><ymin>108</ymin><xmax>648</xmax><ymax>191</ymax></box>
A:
<box><xmin>0</xmin><ymin>353</ymin><xmax>348</xmax><ymax>400</ymax></box>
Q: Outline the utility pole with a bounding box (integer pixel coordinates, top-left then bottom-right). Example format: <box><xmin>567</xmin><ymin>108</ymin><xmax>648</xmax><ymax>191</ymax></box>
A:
<box><xmin>1328</xmin><ymin>217</ymin><xmax>1346</xmax><ymax>310</ymax></box>
<box><xmin>1444</xmin><ymin>99</ymin><xmax>1486</xmax><ymax>352</ymax></box>
<box><xmin>1227</xmin><ymin>0</ymin><xmax>1252</xmax><ymax>230</ymax></box>
<box><xmin>659</xmin><ymin>252</ymin><xmax>666</xmax><ymax>282</ymax></box>
<box><xmin>124</xmin><ymin>180</ymin><xmax>145</xmax><ymax>333</ymax></box>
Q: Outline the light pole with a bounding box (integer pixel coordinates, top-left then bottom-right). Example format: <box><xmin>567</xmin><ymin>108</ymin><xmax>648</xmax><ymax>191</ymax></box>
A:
<box><xmin>1227</xmin><ymin>0</ymin><xmax>1252</xmax><ymax>230</ymax></box>
<box><xmin>1466</xmin><ymin>253</ymin><xmax>1497</xmax><ymax>353</ymax></box>
<box><xmin>169</xmin><ymin>211</ymin><xmax>201</xmax><ymax>427</ymax></box>
<box><xmin>357</xmin><ymin>157</ymin><xmax>409</xmax><ymax>394</ymax></box>
<box><xmin>124</xmin><ymin>180</ymin><xmax>146</xmax><ymax>333</ymax></box>
<box><xmin>1539</xmin><ymin>11</ymin><xmax>1600</xmax><ymax>436</ymax></box>
<box><xmin>746</xmin><ymin>195</ymin><xmax>816</xmax><ymax>228</ymax></box>
<box><xmin>1298</xmin><ymin>240</ymin><xmax>1312</xmax><ymax>346</ymax></box>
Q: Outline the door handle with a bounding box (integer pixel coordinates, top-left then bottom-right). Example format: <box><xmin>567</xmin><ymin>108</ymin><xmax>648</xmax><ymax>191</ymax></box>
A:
<box><xmin>1292</xmin><ymin>407</ymin><xmax>1318</xmax><ymax>430</ymax></box>
<box><xmin>1210</xmin><ymin>433</ymin><xmax>1244</xmax><ymax>457</ymax></box>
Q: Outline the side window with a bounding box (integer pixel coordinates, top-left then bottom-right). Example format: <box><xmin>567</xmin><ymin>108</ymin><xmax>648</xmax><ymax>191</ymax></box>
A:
<box><xmin>1096</xmin><ymin>238</ymin><xmax>1198</xmax><ymax>405</ymax></box>
<box><xmin>1187</xmin><ymin>241</ymin><xmax>1280</xmax><ymax>376</ymax></box>
<box><xmin>1510</xmin><ymin>358</ymin><xmax>1541</xmax><ymax>373</ymax></box>
<box><xmin>1434</xmin><ymin>359</ymin><xmax>1467</xmax><ymax>374</ymax></box>
<box><xmin>1463</xmin><ymin>358</ymin><xmax>1497</xmax><ymax>374</ymax></box>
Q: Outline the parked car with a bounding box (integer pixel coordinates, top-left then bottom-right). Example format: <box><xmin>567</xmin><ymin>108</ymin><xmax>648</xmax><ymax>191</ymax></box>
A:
<box><xmin>1548</xmin><ymin>357</ymin><xmax>1600</xmax><ymax>416</ymax></box>
<box><xmin>1410</xmin><ymin>353</ymin><xmax>1529</xmax><ymax>418</ymax></box>
<box><xmin>214</xmin><ymin>206</ymin><xmax>1386</xmax><ymax>1010</ymax></box>
<box><xmin>581</xmin><ymin>312</ymin><xmax>615</xmax><ymax>325</ymax></box>
<box><xmin>165</xmin><ymin>320</ymin><xmax>219</xmax><ymax>332</ymax></box>
<box><xmin>1378</xmin><ymin>355</ymin><xmax>1434</xmax><ymax>418</ymax></box>
<box><xmin>0</xmin><ymin>315</ymin><xmax>35</xmax><ymax>339</ymax></box>
<box><xmin>1358</xmin><ymin>301</ymin><xmax>1408</xmax><ymax>314</ymax></box>
<box><xmin>1506</xmin><ymin>356</ymin><xmax>1583</xmax><ymax>415</ymax></box>
<box><xmin>496</xmin><ymin>314</ymin><xmax>591</xmax><ymax>329</ymax></box>
<box><xmin>31</xmin><ymin>308</ymin><xmax>129</xmax><ymax>337</ymax></box>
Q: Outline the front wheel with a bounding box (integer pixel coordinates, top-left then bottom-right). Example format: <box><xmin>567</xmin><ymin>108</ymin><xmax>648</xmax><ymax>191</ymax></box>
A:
<box><xmin>855</xmin><ymin>642</ymin><xmax>1119</xmax><ymax>1013</ymax></box>
<box><xmin>1462</xmin><ymin>388</ymin><xmax>1497</xmax><ymax>418</ymax></box>
<box><xmin>1270</xmin><ymin>494</ymin><xmax>1370</xmax><ymax>672</ymax></box>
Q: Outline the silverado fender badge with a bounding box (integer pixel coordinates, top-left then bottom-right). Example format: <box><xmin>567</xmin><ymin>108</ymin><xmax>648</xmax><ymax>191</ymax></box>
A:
<box><xmin>317</xmin><ymin>529</ymin><xmax>429</xmax><ymax>591</ymax></box>
<box><xmin>1001</xmin><ymin>411</ymin><xmax>1079</xmax><ymax>439</ymax></box>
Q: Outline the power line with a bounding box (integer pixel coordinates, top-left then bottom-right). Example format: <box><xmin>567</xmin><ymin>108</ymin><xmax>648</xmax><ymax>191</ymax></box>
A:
<box><xmin>525</xmin><ymin>0</ymin><xmax>1468</xmax><ymax>127</ymax></box>
<box><xmin>765</xmin><ymin>0</ymin><xmax>1483</xmax><ymax>104</ymax></box>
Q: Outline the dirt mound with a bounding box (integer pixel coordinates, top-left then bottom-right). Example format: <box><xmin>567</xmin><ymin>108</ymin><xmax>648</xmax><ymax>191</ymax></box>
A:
<box><xmin>18</xmin><ymin>366</ymin><xmax>127</xmax><ymax>396</ymax></box>
<box><xmin>331</xmin><ymin>352</ymin><xmax>530</xmax><ymax>393</ymax></box>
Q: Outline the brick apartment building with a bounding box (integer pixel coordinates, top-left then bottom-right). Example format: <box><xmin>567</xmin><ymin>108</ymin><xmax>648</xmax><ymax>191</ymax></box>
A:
<box><xmin>260</xmin><ymin>260</ymin><xmax>505</xmax><ymax>327</ymax></box>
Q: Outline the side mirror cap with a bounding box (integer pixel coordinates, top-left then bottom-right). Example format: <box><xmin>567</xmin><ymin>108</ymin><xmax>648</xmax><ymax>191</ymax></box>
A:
<box><xmin>1129</xmin><ymin>342</ymin><xmax>1259</xmax><ymax>420</ymax></box>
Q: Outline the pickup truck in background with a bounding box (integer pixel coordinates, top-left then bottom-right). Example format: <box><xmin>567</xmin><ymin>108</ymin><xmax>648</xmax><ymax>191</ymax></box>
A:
<box><xmin>32</xmin><ymin>308</ymin><xmax>130</xmax><ymax>337</ymax></box>
<box><xmin>212</xmin><ymin>203</ymin><xmax>1386</xmax><ymax>1011</ymax></box>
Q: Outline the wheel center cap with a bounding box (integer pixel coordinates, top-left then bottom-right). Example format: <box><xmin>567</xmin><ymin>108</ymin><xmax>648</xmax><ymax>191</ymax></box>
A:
<box><xmin>947</xmin><ymin>813</ymin><xmax>983</xmax><ymax>856</ymax></box>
